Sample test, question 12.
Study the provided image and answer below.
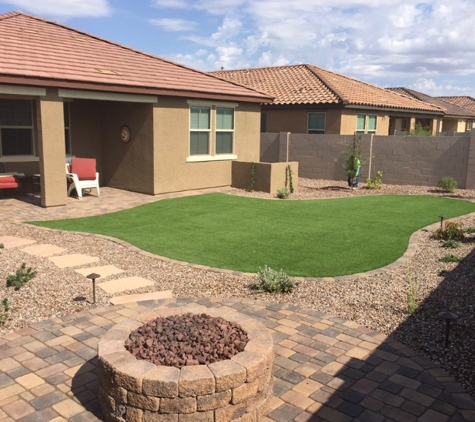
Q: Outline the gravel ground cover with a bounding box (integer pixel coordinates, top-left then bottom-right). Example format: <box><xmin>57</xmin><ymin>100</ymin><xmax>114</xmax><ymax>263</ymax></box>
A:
<box><xmin>1</xmin><ymin>177</ymin><xmax>475</xmax><ymax>399</ymax></box>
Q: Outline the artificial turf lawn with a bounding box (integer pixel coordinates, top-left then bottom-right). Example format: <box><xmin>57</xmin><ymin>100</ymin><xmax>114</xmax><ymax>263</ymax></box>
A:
<box><xmin>31</xmin><ymin>193</ymin><xmax>475</xmax><ymax>277</ymax></box>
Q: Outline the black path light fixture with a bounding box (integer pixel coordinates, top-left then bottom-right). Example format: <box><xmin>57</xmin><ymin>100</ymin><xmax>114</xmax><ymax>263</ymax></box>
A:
<box><xmin>438</xmin><ymin>311</ymin><xmax>458</xmax><ymax>347</ymax></box>
<box><xmin>439</xmin><ymin>214</ymin><xmax>446</xmax><ymax>229</ymax></box>
<box><xmin>86</xmin><ymin>273</ymin><xmax>100</xmax><ymax>304</ymax></box>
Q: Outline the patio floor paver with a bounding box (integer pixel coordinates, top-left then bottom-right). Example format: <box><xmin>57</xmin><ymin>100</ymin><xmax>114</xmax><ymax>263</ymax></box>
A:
<box><xmin>48</xmin><ymin>254</ymin><xmax>100</xmax><ymax>269</ymax></box>
<box><xmin>20</xmin><ymin>244</ymin><xmax>66</xmax><ymax>257</ymax></box>
<box><xmin>0</xmin><ymin>297</ymin><xmax>473</xmax><ymax>422</ymax></box>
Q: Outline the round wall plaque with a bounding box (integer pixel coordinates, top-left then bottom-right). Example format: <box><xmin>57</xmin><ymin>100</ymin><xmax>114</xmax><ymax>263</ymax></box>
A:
<box><xmin>120</xmin><ymin>126</ymin><xmax>131</xmax><ymax>143</ymax></box>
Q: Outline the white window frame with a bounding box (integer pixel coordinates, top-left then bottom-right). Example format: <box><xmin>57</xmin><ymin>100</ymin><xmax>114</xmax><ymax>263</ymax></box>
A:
<box><xmin>189</xmin><ymin>105</ymin><xmax>211</xmax><ymax>156</ymax></box>
<box><xmin>187</xmin><ymin>100</ymin><xmax>238</xmax><ymax>162</ymax></box>
<box><xmin>367</xmin><ymin>114</ymin><xmax>377</xmax><ymax>134</ymax></box>
<box><xmin>356</xmin><ymin>113</ymin><xmax>366</xmax><ymax>133</ymax></box>
<box><xmin>0</xmin><ymin>99</ymin><xmax>35</xmax><ymax>158</ymax></box>
<box><xmin>215</xmin><ymin>107</ymin><xmax>234</xmax><ymax>155</ymax></box>
<box><xmin>307</xmin><ymin>112</ymin><xmax>326</xmax><ymax>134</ymax></box>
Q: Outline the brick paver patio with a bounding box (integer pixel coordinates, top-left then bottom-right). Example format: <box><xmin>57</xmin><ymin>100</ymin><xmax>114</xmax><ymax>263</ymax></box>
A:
<box><xmin>0</xmin><ymin>298</ymin><xmax>474</xmax><ymax>422</ymax></box>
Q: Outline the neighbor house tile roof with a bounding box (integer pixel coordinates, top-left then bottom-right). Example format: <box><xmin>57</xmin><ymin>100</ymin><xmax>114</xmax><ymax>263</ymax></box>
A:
<box><xmin>0</xmin><ymin>11</ymin><xmax>271</xmax><ymax>103</ymax></box>
<box><xmin>388</xmin><ymin>88</ymin><xmax>475</xmax><ymax>118</ymax></box>
<box><xmin>437</xmin><ymin>96</ymin><xmax>475</xmax><ymax>112</ymax></box>
<box><xmin>211</xmin><ymin>64</ymin><xmax>443</xmax><ymax>113</ymax></box>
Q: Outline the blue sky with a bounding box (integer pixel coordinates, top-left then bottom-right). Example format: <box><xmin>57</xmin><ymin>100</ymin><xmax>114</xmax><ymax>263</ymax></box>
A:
<box><xmin>1</xmin><ymin>0</ymin><xmax>474</xmax><ymax>96</ymax></box>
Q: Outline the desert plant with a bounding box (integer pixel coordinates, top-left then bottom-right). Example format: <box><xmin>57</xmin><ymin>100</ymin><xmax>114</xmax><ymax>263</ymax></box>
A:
<box><xmin>407</xmin><ymin>122</ymin><xmax>432</xmax><ymax>136</ymax></box>
<box><xmin>406</xmin><ymin>261</ymin><xmax>419</xmax><ymax>314</ymax></box>
<box><xmin>442</xmin><ymin>240</ymin><xmax>460</xmax><ymax>249</ymax></box>
<box><xmin>465</xmin><ymin>227</ymin><xmax>475</xmax><ymax>234</ymax></box>
<box><xmin>366</xmin><ymin>170</ymin><xmax>383</xmax><ymax>189</ymax></box>
<box><xmin>0</xmin><ymin>243</ymin><xmax>3</xmax><ymax>254</ymax></box>
<box><xmin>440</xmin><ymin>254</ymin><xmax>463</xmax><ymax>263</ymax></box>
<box><xmin>277</xmin><ymin>187</ymin><xmax>290</xmax><ymax>199</ymax></box>
<box><xmin>433</xmin><ymin>221</ymin><xmax>465</xmax><ymax>241</ymax></box>
<box><xmin>342</xmin><ymin>136</ymin><xmax>362</xmax><ymax>179</ymax></box>
<box><xmin>0</xmin><ymin>298</ymin><xmax>9</xmax><ymax>326</ymax></box>
<box><xmin>6</xmin><ymin>263</ymin><xmax>37</xmax><ymax>290</ymax></box>
<box><xmin>247</xmin><ymin>162</ymin><xmax>256</xmax><ymax>192</ymax></box>
<box><xmin>437</xmin><ymin>177</ymin><xmax>458</xmax><ymax>193</ymax></box>
<box><xmin>285</xmin><ymin>165</ymin><xmax>294</xmax><ymax>193</ymax></box>
<box><xmin>255</xmin><ymin>266</ymin><xmax>294</xmax><ymax>293</ymax></box>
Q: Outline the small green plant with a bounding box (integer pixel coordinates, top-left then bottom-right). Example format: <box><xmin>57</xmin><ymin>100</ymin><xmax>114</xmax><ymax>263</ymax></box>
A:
<box><xmin>407</xmin><ymin>122</ymin><xmax>432</xmax><ymax>136</ymax></box>
<box><xmin>247</xmin><ymin>162</ymin><xmax>256</xmax><ymax>192</ymax></box>
<box><xmin>437</xmin><ymin>177</ymin><xmax>458</xmax><ymax>193</ymax></box>
<box><xmin>440</xmin><ymin>254</ymin><xmax>463</xmax><ymax>263</ymax></box>
<box><xmin>442</xmin><ymin>240</ymin><xmax>460</xmax><ymax>248</ymax></box>
<box><xmin>433</xmin><ymin>221</ymin><xmax>465</xmax><ymax>241</ymax></box>
<box><xmin>0</xmin><ymin>243</ymin><xmax>3</xmax><ymax>255</ymax></box>
<box><xmin>0</xmin><ymin>298</ymin><xmax>9</xmax><ymax>326</ymax></box>
<box><xmin>342</xmin><ymin>135</ymin><xmax>362</xmax><ymax>179</ymax></box>
<box><xmin>6</xmin><ymin>263</ymin><xmax>37</xmax><ymax>290</ymax></box>
<box><xmin>255</xmin><ymin>266</ymin><xmax>294</xmax><ymax>293</ymax></box>
<box><xmin>277</xmin><ymin>187</ymin><xmax>290</xmax><ymax>199</ymax></box>
<box><xmin>465</xmin><ymin>227</ymin><xmax>475</xmax><ymax>234</ymax></box>
<box><xmin>406</xmin><ymin>261</ymin><xmax>419</xmax><ymax>314</ymax></box>
<box><xmin>285</xmin><ymin>165</ymin><xmax>294</xmax><ymax>193</ymax></box>
<box><xmin>366</xmin><ymin>170</ymin><xmax>383</xmax><ymax>189</ymax></box>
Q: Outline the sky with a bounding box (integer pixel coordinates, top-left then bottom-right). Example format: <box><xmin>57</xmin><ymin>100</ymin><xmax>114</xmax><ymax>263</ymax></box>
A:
<box><xmin>0</xmin><ymin>0</ymin><xmax>474</xmax><ymax>96</ymax></box>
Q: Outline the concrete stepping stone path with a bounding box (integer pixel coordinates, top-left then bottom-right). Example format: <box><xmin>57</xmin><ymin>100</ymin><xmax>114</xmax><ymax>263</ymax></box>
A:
<box><xmin>0</xmin><ymin>236</ymin><xmax>36</xmax><ymax>249</ymax></box>
<box><xmin>98</xmin><ymin>276</ymin><xmax>154</xmax><ymax>294</ymax></box>
<box><xmin>74</xmin><ymin>265</ymin><xmax>124</xmax><ymax>278</ymax></box>
<box><xmin>49</xmin><ymin>254</ymin><xmax>100</xmax><ymax>268</ymax></box>
<box><xmin>20</xmin><ymin>243</ymin><xmax>66</xmax><ymax>257</ymax></box>
<box><xmin>110</xmin><ymin>290</ymin><xmax>173</xmax><ymax>305</ymax></box>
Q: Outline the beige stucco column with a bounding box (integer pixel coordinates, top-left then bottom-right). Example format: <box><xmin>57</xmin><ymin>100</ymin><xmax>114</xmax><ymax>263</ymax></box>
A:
<box><xmin>430</xmin><ymin>118</ymin><xmax>439</xmax><ymax>135</ymax></box>
<box><xmin>37</xmin><ymin>89</ymin><xmax>67</xmax><ymax>207</ymax></box>
<box><xmin>409</xmin><ymin>117</ymin><xmax>416</xmax><ymax>131</ymax></box>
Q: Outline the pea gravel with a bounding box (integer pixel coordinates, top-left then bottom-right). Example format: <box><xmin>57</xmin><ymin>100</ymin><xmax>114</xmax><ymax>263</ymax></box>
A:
<box><xmin>1</xmin><ymin>178</ymin><xmax>474</xmax><ymax>399</ymax></box>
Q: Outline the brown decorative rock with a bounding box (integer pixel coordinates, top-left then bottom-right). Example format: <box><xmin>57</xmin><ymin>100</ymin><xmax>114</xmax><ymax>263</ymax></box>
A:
<box><xmin>97</xmin><ymin>308</ymin><xmax>274</xmax><ymax>421</ymax></box>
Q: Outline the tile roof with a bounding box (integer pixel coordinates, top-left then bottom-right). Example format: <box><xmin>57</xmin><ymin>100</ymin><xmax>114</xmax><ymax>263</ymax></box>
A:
<box><xmin>211</xmin><ymin>64</ymin><xmax>443</xmax><ymax>113</ymax></box>
<box><xmin>388</xmin><ymin>88</ymin><xmax>475</xmax><ymax>118</ymax></box>
<box><xmin>437</xmin><ymin>96</ymin><xmax>475</xmax><ymax>112</ymax></box>
<box><xmin>0</xmin><ymin>11</ymin><xmax>271</xmax><ymax>103</ymax></box>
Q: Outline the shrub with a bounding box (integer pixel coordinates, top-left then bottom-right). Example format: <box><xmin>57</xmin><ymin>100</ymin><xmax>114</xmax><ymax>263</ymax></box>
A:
<box><xmin>441</xmin><ymin>254</ymin><xmax>463</xmax><ymax>263</ymax></box>
<box><xmin>442</xmin><ymin>240</ymin><xmax>460</xmax><ymax>249</ymax></box>
<box><xmin>342</xmin><ymin>136</ymin><xmax>362</xmax><ymax>179</ymax></box>
<box><xmin>366</xmin><ymin>171</ymin><xmax>383</xmax><ymax>190</ymax></box>
<box><xmin>407</xmin><ymin>122</ymin><xmax>432</xmax><ymax>136</ymax></box>
<box><xmin>6</xmin><ymin>263</ymin><xmax>37</xmax><ymax>290</ymax></box>
<box><xmin>255</xmin><ymin>266</ymin><xmax>294</xmax><ymax>293</ymax></box>
<box><xmin>277</xmin><ymin>187</ymin><xmax>290</xmax><ymax>199</ymax></box>
<box><xmin>437</xmin><ymin>177</ymin><xmax>458</xmax><ymax>193</ymax></box>
<box><xmin>433</xmin><ymin>221</ymin><xmax>464</xmax><ymax>241</ymax></box>
<box><xmin>285</xmin><ymin>165</ymin><xmax>294</xmax><ymax>194</ymax></box>
<box><xmin>247</xmin><ymin>162</ymin><xmax>256</xmax><ymax>192</ymax></box>
<box><xmin>465</xmin><ymin>227</ymin><xmax>475</xmax><ymax>234</ymax></box>
<box><xmin>0</xmin><ymin>298</ymin><xmax>9</xmax><ymax>326</ymax></box>
<box><xmin>406</xmin><ymin>261</ymin><xmax>419</xmax><ymax>314</ymax></box>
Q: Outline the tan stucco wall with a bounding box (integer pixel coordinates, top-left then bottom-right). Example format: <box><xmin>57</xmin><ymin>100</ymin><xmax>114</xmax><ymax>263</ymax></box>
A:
<box><xmin>153</xmin><ymin>97</ymin><xmax>261</xmax><ymax>195</ymax></box>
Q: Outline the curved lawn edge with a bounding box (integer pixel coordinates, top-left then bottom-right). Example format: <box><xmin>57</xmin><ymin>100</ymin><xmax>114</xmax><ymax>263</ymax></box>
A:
<box><xmin>23</xmin><ymin>211</ymin><xmax>475</xmax><ymax>281</ymax></box>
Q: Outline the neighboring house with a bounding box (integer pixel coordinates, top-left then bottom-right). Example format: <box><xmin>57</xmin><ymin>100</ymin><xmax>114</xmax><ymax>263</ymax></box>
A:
<box><xmin>0</xmin><ymin>11</ymin><xmax>272</xmax><ymax>207</ymax></box>
<box><xmin>438</xmin><ymin>96</ymin><xmax>475</xmax><ymax>113</ymax></box>
<box><xmin>388</xmin><ymin>88</ymin><xmax>475</xmax><ymax>133</ymax></box>
<box><xmin>211</xmin><ymin>64</ymin><xmax>444</xmax><ymax>136</ymax></box>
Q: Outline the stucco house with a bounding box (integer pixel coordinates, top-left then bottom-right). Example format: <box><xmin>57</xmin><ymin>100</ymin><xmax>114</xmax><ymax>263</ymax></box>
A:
<box><xmin>212</xmin><ymin>64</ymin><xmax>444</xmax><ymax>136</ymax></box>
<box><xmin>388</xmin><ymin>88</ymin><xmax>475</xmax><ymax>133</ymax></box>
<box><xmin>0</xmin><ymin>11</ymin><xmax>272</xmax><ymax>207</ymax></box>
<box><xmin>438</xmin><ymin>96</ymin><xmax>475</xmax><ymax>113</ymax></box>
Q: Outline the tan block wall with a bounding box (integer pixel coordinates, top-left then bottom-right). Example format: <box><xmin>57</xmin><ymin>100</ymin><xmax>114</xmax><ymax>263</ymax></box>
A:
<box><xmin>153</xmin><ymin>98</ymin><xmax>261</xmax><ymax>195</ymax></box>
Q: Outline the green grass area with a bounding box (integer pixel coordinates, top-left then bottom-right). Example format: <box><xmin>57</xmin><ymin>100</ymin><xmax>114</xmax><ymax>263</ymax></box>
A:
<box><xmin>31</xmin><ymin>194</ymin><xmax>475</xmax><ymax>277</ymax></box>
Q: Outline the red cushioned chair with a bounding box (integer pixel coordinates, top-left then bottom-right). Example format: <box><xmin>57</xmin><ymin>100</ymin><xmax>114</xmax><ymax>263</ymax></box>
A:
<box><xmin>0</xmin><ymin>175</ymin><xmax>20</xmax><ymax>197</ymax></box>
<box><xmin>66</xmin><ymin>158</ymin><xmax>100</xmax><ymax>198</ymax></box>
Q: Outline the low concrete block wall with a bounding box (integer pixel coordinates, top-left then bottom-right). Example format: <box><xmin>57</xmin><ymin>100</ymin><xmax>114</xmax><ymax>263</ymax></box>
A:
<box><xmin>232</xmin><ymin>161</ymin><xmax>299</xmax><ymax>195</ymax></box>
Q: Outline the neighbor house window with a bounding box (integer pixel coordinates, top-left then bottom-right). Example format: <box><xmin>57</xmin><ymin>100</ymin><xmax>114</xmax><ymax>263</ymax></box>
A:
<box><xmin>64</xmin><ymin>102</ymin><xmax>72</xmax><ymax>155</ymax></box>
<box><xmin>308</xmin><ymin>113</ymin><xmax>325</xmax><ymax>134</ymax></box>
<box><xmin>368</xmin><ymin>115</ymin><xmax>377</xmax><ymax>133</ymax></box>
<box><xmin>260</xmin><ymin>112</ymin><xmax>267</xmax><ymax>132</ymax></box>
<box><xmin>467</xmin><ymin>121</ymin><xmax>473</xmax><ymax>132</ymax></box>
<box><xmin>190</xmin><ymin>106</ymin><xmax>210</xmax><ymax>155</ymax></box>
<box><xmin>0</xmin><ymin>99</ymin><xmax>34</xmax><ymax>156</ymax></box>
<box><xmin>216</xmin><ymin>107</ymin><xmax>234</xmax><ymax>154</ymax></box>
<box><xmin>356</xmin><ymin>114</ymin><xmax>366</xmax><ymax>133</ymax></box>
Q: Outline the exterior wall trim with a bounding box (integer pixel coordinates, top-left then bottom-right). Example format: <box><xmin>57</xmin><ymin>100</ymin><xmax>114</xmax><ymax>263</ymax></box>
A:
<box><xmin>58</xmin><ymin>89</ymin><xmax>158</xmax><ymax>103</ymax></box>
<box><xmin>0</xmin><ymin>84</ymin><xmax>46</xmax><ymax>96</ymax></box>
<box><xmin>186</xmin><ymin>154</ymin><xmax>237</xmax><ymax>162</ymax></box>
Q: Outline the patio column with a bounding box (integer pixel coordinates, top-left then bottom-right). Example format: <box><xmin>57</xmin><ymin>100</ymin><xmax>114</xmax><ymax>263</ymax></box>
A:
<box><xmin>409</xmin><ymin>117</ymin><xmax>416</xmax><ymax>131</ymax></box>
<box><xmin>430</xmin><ymin>118</ymin><xmax>439</xmax><ymax>136</ymax></box>
<box><xmin>37</xmin><ymin>89</ymin><xmax>67</xmax><ymax>207</ymax></box>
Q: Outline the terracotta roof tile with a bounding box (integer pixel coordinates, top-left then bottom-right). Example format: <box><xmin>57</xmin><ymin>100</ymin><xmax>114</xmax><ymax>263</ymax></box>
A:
<box><xmin>437</xmin><ymin>96</ymin><xmax>475</xmax><ymax>112</ymax></box>
<box><xmin>0</xmin><ymin>11</ymin><xmax>271</xmax><ymax>102</ymax></box>
<box><xmin>387</xmin><ymin>88</ymin><xmax>475</xmax><ymax>118</ymax></box>
<box><xmin>212</xmin><ymin>64</ymin><xmax>443</xmax><ymax>113</ymax></box>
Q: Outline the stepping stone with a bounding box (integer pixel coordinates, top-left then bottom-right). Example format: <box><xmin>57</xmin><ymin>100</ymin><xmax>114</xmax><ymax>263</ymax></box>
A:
<box><xmin>21</xmin><ymin>244</ymin><xmax>66</xmax><ymax>257</ymax></box>
<box><xmin>0</xmin><ymin>236</ymin><xmax>36</xmax><ymax>249</ymax></box>
<box><xmin>98</xmin><ymin>276</ymin><xmax>154</xmax><ymax>294</ymax></box>
<box><xmin>75</xmin><ymin>265</ymin><xmax>124</xmax><ymax>279</ymax></box>
<box><xmin>110</xmin><ymin>290</ymin><xmax>173</xmax><ymax>305</ymax></box>
<box><xmin>49</xmin><ymin>254</ymin><xmax>100</xmax><ymax>268</ymax></box>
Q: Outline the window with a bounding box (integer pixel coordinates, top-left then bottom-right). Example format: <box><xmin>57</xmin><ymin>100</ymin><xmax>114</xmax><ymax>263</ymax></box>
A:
<box><xmin>368</xmin><ymin>115</ymin><xmax>377</xmax><ymax>133</ymax></box>
<box><xmin>0</xmin><ymin>99</ymin><xmax>34</xmax><ymax>156</ymax></box>
<box><xmin>216</xmin><ymin>107</ymin><xmax>234</xmax><ymax>154</ymax></box>
<box><xmin>467</xmin><ymin>121</ymin><xmax>473</xmax><ymax>132</ymax></box>
<box><xmin>308</xmin><ymin>113</ymin><xmax>325</xmax><ymax>134</ymax></box>
<box><xmin>356</xmin><ymin>114</ymin><xmax>366</xmax><ymax>133</ymax></box>
<box><xmin>401</xmin><ymin>119</ymin><xmax>408</xmax><ymax>131</ymax></box>
<box><xmin>190</xmin><ymin>106</ymin><xmax>210</xmax><ymax>155</ymax></box>
<box><xmin>64</xmin><ymin>102</ymin><xmax>72</xmax><ymax>155</ymax></box>
<box><xmin>260</xmin><ymin>112</ymin><xmax>267</xmax><ymax>133</ymax></box>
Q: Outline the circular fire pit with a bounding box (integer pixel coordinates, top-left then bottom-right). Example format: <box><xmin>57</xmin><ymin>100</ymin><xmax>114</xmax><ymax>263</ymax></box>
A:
<box><xmin>98</xmin><ymin>306</ymin><xmax>274</xmax><ymax>422</ymax></box>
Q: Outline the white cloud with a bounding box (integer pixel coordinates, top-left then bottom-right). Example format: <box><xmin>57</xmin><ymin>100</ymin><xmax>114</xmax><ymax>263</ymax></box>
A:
<box><xmin>151</xmin><ymin>0</ymin><xmax>188</xmax><ymax>8</ymax></box>
<box><xmin>0</xmin><ymin>0</ymin><xmax>110</xmax><ymax>17</ymax></box>
<box><xmin>410</xmin><ymin>78</ymin><xmax>475</xmax><ymax>96</ymax></box>
<box><xmin>149</xmin><ymin>18</ymin><xmax>197</xmax><ymax>31</ymax></box>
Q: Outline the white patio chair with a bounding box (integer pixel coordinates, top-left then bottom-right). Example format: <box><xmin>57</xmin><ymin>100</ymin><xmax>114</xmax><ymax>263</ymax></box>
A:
<box><xmin>66</xmin><ymin>158</ymin><xmax>100</xmax><ymax>198</ymax></box>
